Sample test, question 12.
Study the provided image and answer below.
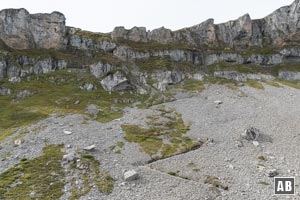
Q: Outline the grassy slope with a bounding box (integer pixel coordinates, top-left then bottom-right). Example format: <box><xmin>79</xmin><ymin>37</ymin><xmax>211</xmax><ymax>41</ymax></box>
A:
<box><xmin>0</xmin><ymin>70</ymin><xmax>142</xmax><ymax>141</ymax></box>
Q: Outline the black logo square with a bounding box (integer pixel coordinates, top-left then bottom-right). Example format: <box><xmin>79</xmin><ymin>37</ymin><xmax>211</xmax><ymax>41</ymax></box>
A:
<box><xmin>274</xmin><ymin>177</ymin><xmax>295</xmax><ymax>195</ymax></box>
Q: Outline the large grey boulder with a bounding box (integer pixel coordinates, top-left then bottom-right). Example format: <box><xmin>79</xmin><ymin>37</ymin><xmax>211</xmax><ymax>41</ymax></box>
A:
<box><xmin>101</xmin><ymin>71</ymin><xmax>133</xmax><ymax>92</ymax></box>
<box><xmin>123</xmin><ymin>170</ymin><xmax>139</xmax><ymax>182</ymax></box>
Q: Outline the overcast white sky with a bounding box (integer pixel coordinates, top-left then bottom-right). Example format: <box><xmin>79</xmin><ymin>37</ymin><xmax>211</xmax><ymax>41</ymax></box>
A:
<box><xmin>0</xmin><ymin>0</ymin><xmax>294</xmax><ymax>33</ymax></box>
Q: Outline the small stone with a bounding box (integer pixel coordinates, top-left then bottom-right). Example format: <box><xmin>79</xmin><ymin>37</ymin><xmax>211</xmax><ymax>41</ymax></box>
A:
<box><xmin>235</xmin><ymin>140</ymin><xmax>244</xmax><ymax>148</ymax></box>
<box><xmin>124</xmin><ymin>170</ymin><xmax>139</xmax><ymax>182</ymax></box>
<box><xmin>66</xmin><ymin>144</ymin><xmax>72</xmax><ymax>149</ymax></box>
<box><xmin>14</xmin><ymin>139</ymin><xmax>24</xmax><ymax>146</ymax></box>
<box><xmin>81</xmin><ymin>83</ymin><xmax>95</xmax><ymax>91</ymax></box>
<box><xmin>9</xmin><ymin>77</ymin><xmax>21</xmax><ymax>83</ymax></box>
<box><xmin>74</xmin><ymin>100</ymin><xmax>80</xmax><ymax>105</ymax></box>
<box><xmin>62</xmin><ymin>152</ymin><xmax>77</xmax><ymax>164</ymax></box>
<box><xmin>29</xmin><ymin>191</ymin><xmax>36</xmax><ymax>198</ymax></box>
<box><xmin>253</xmin><ymin>141</ymin><xmax>260</xmax><ymax>147</ymax></box>
<box><xmin>228</xmin><ymin>164</ymin><xmax>234</xmax><ymax>169</ymax></box>
<box><xmin>241</xmin><ymin>127</ymin><xmax>261</xmax><ymax>141</ymax></box>
<box><xmin>119</xmin><ymin>182</ymin><xmax>127</xmax><ymax>187</ymax></box>
<box><xmin>258</xmin><ymin>165</ymin><xmax>266</xmax><ymax>171</ymax></box>
<box><xmin>267</xmin><ymin>169</ymin><xmax>278</xmax><ymax>177</ymax></box>
<box><xmin>83</xmin><ymin>144</ymin><xmax>95</xmax><ymax>151</ymax></box>
<box><xmin>63</xmin><ymin>130</ymin><xmax>72</xmax><ymax>135</ymax></box>
<box><xmin>214</xmin><ymin>100</ymin><xmax>223</xmax><ymax>105</ymax></box>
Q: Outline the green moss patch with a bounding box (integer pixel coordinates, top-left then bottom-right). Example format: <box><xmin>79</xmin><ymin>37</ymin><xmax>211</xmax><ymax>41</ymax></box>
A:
<box><xmin>275</xmin><ymin>80</ymin><xmax>300</xmax><ymax>89</ymax></box>
<box><xmin>73</xmin><ymin>30</ymin><xmax>112</xmax><ymax>43</ymax></box>
<box><xmin>0</xmin><ymin>145</ymin><xmax>65</xmax><ymax>199</ymax></box>
<box><xmin>69</xmin><ymin>153</ymin><xmax>114</xmax><ymax>200</ymax></box>
<box><xmin>176</xmin><ymin>79</ymin><xmax>205</xmax><ymax>92</ymax></box>
<box><xmin>263</xmin><ymin>81</ymin><xmax>282</xmax><ymax>88</ymax></box>
<box><xmin>122</xmin><ymin>107</ymin><xmax>201</xmax><ymax>159</ymax></box>
<box><xmin>246</xmin><ymin>80</ymin><xmax>264</xmax><ymax>90</ymax></box>
<box><xmin>258</xmin><ymin>181</ymin><xmax>270</xmax><ymax>186</ymax></box>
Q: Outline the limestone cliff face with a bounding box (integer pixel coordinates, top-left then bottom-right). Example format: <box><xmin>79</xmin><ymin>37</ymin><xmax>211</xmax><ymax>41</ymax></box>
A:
<box><xmin>2</xmin><ymin>1</ymin><xmax>300</xmax><ymax>89</ymax></box>
<box><xmin>0</xmin><ymin>8</ymin><xmax>66</xmax><ymax>49</ymax></box>
<box><xmin>110</xmin><ymin>0</ymin><xmax>300</xmax><ymax>48</ymax></box>
<box><xmin>1</xmin><ymin>1</ymin><xmax>300</xmax><ymax>50</ymax></box>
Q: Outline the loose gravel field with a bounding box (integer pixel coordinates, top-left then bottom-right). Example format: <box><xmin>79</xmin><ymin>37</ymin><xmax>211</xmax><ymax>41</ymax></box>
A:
<box><xmin>1</xmin><ymin>83</ymin><xmax>300</xmax><ymax>200</ymax></box>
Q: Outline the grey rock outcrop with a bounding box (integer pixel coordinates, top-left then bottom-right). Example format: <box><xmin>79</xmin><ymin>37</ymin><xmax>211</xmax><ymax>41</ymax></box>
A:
<box><xmin>0</xmin><ymin>56</ymin><xmax>68</xmax><ymax>79</ymax></box>
<box><xmin>16</xmin><ymin>90</ymin><xmax>36</xmax><ymax>100</ymax></box>
<box><xmin>278</xmin><ymin>71</ymin><xmax>300</xmax><ymax>81</ymax></box>
<box><xmin>69</xmin><ymin>31</ymin><xmax>117</xmax><ymax>52</ymax></box>
<box><xmin>205</xmin><ymin>53</ymin><xmax>244</xmax><ymax>66</ymax></box>
<box><xmin>148</xmin><ymin>27</ymin><xmax>174</xmax><ymax>44</ymax></box>
<box><xmin>101</xmin><ymin>71</ymin><xmax>134</xmax><ymax>92</ymax></box>
<box><xmin>112</xmin><ymin>26</ymin><xmax>148</xmax><ymax>42</ymax></box>
<box><xmin>0</xmin><ymin>8</ymin><xmax>66</xmax><ymax>49</ymax></box>
<box><xmin>90</xmin><ymin>62</ymin><xmax>115</xmax><ymax>78</ymax></box>
<box><xmin>247</xmin><ymin>54</ymin><xmax>283</xmax><ymax>65</ymax></box>
<box><xmin>151</xmin><ymin>71</ymin><xmax>185</xmax><ymax>91</ymax></box>
<box><xmin>109</xmin><ymin>1</ymin><xmax>300</xmax><ymax>48</ymax></box>
<box><xmin>0</xmin><ymin>61</ymin><xmax>7</xmax><ymax>78</ymax></box>
<box><xmin>216</xmin><ymin>14</ymin><xmax>252</xmax><ymax>47</ymax></box>
<box><xmin>8</xmin><ymin>77</ymin><xmax>21</xmax><ymax>83</ymax></box>
<box><xmin>214</xmin><ymin>71</ymin><xmax>275</xmax><ymax>81</ymax></box>
<box><xmin>0</xmin><ymin>86</ymin><xmax>11</xmax><ymax>95</ymax></box>
<box><xmin>280</xmin><ymin>48</ymin><xmax>300</xmax><ymax>57</ymax></box>
<box><xmin>113</xmin><ymin>46</ymin><xmax>150</xmax><ymax>60</ymax></box>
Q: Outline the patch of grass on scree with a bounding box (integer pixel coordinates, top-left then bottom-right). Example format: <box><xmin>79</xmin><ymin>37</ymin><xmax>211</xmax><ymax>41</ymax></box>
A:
<box><xmin>122</xmin><ymin>106</ymin><xmax>201</xmax><ymax>159</ymax></box>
